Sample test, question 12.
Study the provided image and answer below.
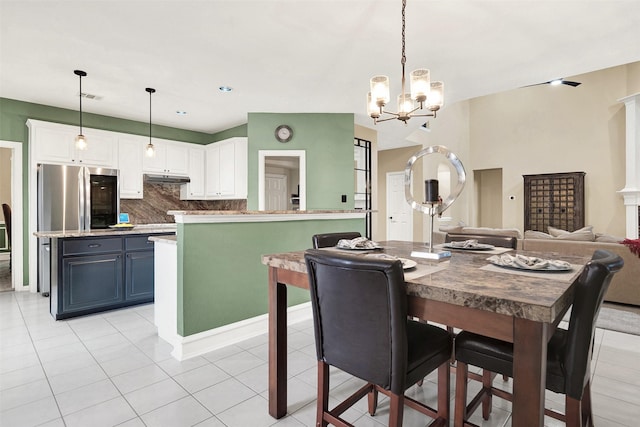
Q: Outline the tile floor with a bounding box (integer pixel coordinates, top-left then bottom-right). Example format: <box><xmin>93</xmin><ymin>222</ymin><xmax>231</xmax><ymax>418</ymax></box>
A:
<box><xmin>1</xmin><ymin>291</ymin><xmax>639</xmax><ymax>427</ymax></box>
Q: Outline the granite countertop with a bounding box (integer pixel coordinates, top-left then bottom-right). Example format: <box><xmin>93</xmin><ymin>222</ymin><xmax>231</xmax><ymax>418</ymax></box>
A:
<box><xmin>149</xmin><ymin>235</ymin><xmax>177</xmax><ymax>245</ymax></box>
<box><xmin>167</xmin><ymin>209</ymin><xmax>368</xmax><ymax>216</ymax></box>
<box><xmin>34</xmin><ymin>224</ymin><xmax>177</xmax><ymax>238</ymax></box>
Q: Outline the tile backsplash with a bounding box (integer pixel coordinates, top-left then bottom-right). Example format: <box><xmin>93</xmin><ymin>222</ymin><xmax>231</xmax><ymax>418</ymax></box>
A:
<box><xmin>120</xmin><ymin>183</ymin><xmax>246</xmax><ymax>224</ymax></box>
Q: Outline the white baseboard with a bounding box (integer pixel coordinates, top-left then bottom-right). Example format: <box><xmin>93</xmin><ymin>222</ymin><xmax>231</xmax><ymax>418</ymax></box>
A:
<box><xmin>165</xmin><ymin>302</ymin><xmax>313</xmax><ymax>361</ymax></box>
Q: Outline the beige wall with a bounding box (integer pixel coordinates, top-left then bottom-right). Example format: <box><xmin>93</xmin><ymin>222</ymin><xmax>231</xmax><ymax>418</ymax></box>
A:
<box><xmin>0</xmin><ymin>148</ymin><xmax>10</xmax><ymax>208</ymax></box>
<box><xmin>468</xmin><ymin>63</ymin><xmax>633</xmax><ymax>236</ymax></box>
<box><xmin>375</xmin><ymin>62</ymin><xmax>639</xmax><ymax>237</ymax></box>
<box><xmin>377</xmin><ymin>145</ymin><xmax>423</xmax><ymax>242</ymax></box>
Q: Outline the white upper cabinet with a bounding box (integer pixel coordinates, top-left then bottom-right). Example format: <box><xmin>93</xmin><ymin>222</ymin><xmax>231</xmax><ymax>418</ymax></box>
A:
<box><xmin>118</xmin><ymin>136</ymin><xmax>145</xmax><ymax>199</ymax></box>
<box><xmin>28</xmin><ymin>120</ymin><xmax>117</xmax><ymax>167</ymax></box>
<box><xmin>205</xmin><ymin>137</ymin><xmax>247</xmax><ymax>199</ymax></box>
<box><xmin>142</xmin><ymin>139</ymin><xmax>189</xmax><ymax>176</ymax></box>
<box><xmin>180</xmin><ymin>147</ymin><xmax>206</xmax><ymax>200</ymax></box>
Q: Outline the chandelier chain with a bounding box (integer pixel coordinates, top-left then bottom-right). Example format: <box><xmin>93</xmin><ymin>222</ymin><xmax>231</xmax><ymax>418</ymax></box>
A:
<box><xmin>401</xmin><ymin>0</ymin><xmax>406</xmax><ymax>95</ymax></box>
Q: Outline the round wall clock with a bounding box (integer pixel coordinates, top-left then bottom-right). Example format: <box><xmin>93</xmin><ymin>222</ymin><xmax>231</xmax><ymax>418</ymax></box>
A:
<box><xmin>275</xmin><ymin>125</ymin><xmax>293</xmax><ymax>143</ymax></box>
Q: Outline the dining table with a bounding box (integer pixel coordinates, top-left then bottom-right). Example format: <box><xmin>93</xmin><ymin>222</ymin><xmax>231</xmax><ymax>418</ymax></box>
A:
<box><xmin>261</xmin><ymin>240</ymin><xmax>590</xmax><ymax>426</ymax></box>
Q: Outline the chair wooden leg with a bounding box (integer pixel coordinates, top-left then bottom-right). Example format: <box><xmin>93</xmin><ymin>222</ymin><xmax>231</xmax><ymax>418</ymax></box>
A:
<box><xmin>582</xmin><ymin>380</ymin><xmax>594</xmax><ymax>427</ymax></box>
<box><xmin>565</xmin><ymin>395</ymin><xmax>582</xmax><ymax>427</ymax></box>
<box><xmin>388</xmin><ymin>393</ymin><xmax>404</xmax><ymax>427</ymax></box>
<box><xmin>481</xmin><ymin>370</ymin><xmax>493</xmax><ymax>420</ymax></box>
<box><xmin>437</xmin><ymin>362</ymin><xmax>450</xmax><ymax>422</ymax></box>
<box><xmin>317</xmin><ymin>361</ymin><xmax>329</xmax><ymax>427</ymax></box>
<box><xmin>368</xmin><ymin>387</ymin><xmax>378</xmax><ymax>416</ymax></box>
<box><xmin>454</xmin><ymin>361</ymin><xmax>469</xmax><ymax>427</ymax></box>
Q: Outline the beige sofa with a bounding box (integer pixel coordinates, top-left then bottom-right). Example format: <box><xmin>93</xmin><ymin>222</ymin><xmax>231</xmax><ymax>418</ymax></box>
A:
<box><xmin>434</xmin><ymin>226</ymin><xmax>639</xmax><ymax>307</ymax></box>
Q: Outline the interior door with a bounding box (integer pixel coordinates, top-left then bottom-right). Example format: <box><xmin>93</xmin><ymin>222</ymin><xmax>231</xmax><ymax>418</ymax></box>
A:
<box><xmin>265</xmin><ymin>174</ymin><xmax>288</xmax><ymax>210</ymax></box>
<box><xmin>386</xmin><ymin>172</ymin><xmax>412</xmax><ymax>241</ymax></box>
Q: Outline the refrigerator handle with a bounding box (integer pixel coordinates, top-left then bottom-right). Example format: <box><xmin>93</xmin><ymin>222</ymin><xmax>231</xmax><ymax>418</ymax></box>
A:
<box><xmin>79</xmin><ymin>167</ymin><xmax>91</xmax><ymax>230</ymax></box>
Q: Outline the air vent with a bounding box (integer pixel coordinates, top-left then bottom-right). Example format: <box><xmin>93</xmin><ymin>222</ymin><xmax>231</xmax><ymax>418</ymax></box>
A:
<box><xmin>80</xmin><ymin>92</ymin><xmax>103</xmax><ymax>101</ymax></box>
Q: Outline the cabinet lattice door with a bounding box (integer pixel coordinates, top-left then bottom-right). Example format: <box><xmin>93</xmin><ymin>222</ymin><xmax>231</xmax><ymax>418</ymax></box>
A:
<box><xmin>523</xmin><ymin>172</ymin><xmax>585</xmax><ymax>232</ymax></box>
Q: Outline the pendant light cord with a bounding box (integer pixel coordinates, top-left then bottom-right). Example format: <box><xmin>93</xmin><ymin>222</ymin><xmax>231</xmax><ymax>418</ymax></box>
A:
<box><xmin>79</xmin><ymin>73</ymin><xmax>83</xmax><ymax>134</ymax></box>
<box><xmin>400</xmin><ymin>0</ymin><xmax>406</xmax><ymax>102</ymax></box>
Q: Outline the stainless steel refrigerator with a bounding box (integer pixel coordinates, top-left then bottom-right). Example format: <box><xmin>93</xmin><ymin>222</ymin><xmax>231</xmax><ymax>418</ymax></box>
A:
<box><xmin>37</xmin><ymin>164</ymin><xmax>119</xmax><ymax>295</ymax></box>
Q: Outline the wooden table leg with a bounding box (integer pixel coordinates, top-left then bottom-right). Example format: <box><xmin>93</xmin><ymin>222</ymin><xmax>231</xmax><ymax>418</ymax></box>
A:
<box><xmin>512</xmin><ymin>317</ymin><xmax>548</xmax><ymax>427</ymax></box>
<box><xmin>268</xmin><ymin>267</ymin><xmax>288</xmax><ymax>418</ymax></box>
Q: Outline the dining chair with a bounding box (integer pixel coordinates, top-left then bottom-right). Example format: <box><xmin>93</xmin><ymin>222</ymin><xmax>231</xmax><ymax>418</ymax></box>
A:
<box><xmin>453</xmin><ymin>249</ymin><xmax>623</xmax><ymax>427</ymax></box>
<box><xmin>311</xmin><ymin>231</ymin><xmax>362</xmax><ymax>249</ymax></box>
<box><xmin>2</xmin><ymin>203</ymin><xmax>11</xmax><ymax>270</ymax></box>
<box><xmin>444</xmin><ymin>233</ymin><xmax>517</xmax><ymax>250</ymax></box>
<box><xmin>304</xmin><ymin>249</ymin><xmax>453</xmax><ymax>427</ymax></box>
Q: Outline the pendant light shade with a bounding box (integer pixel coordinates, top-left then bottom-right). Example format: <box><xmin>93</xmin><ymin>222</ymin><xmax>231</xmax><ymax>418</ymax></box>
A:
<box><xmin>366</xmin><ymin>0</ymin><xmax>445</xmax><ymax>124</ymax></box>
<box><xmin>145</xmin><ymin>87</ymin><xmax>156</xmax><ymax>157</ymax></box>
<box><xmin>74</xmin><ymin>70</ymin><xmax>87</xmax><ymax>150</ymax></box>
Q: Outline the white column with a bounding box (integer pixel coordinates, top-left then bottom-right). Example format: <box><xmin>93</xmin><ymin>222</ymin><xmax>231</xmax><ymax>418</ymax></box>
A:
<box><xmin>618</xmin><ymin>93</ymin><xmax>640</xmax><ymax>239</ymax></box>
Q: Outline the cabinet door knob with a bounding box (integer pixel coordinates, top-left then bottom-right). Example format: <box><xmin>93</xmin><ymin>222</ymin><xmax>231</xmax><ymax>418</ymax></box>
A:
<box><xmin>88</xmin><ymin>244</ymin><xmax>101</xmax><ymax>248</ymax></box>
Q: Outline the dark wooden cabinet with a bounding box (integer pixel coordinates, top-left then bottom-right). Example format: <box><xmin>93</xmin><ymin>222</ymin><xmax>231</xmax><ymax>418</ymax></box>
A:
<box><xmin>523</xmin><ymin>172</ymin><xmax>585</xmax><ymax>232</ymax></box>
<box><xmin>51</xmin><ymin>233</ymin><xmax>172</xmax><ymax>319</ymax></box>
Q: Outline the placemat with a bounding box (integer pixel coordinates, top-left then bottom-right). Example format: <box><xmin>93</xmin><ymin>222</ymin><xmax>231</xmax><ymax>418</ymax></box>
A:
<box><xmin>479</xmin><ymin>263</ymin><xmax>581</xmax><ymax>282</ymax></box>
<box><xmin>404</xmin><ymin>263</ymin><xmax>449</xmax><ymax>280</ymax></box>
<box><xmin>435</xmin><ymin>244</ymin><xmax>513</xmax><ymax>255</ymax></box>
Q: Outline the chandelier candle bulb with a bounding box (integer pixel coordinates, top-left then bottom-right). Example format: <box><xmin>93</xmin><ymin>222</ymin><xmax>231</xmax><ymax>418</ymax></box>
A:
<box><xmin>370</xmin><ymin>75</ymin><xmax>390</xmax><ymax>105</ymax></box>
<box><xmin>410</xmin><ymin>69</ymin><xmax>430</xmax><ymax>103</ymax></box>
<box><xmin>425</xmin><ymin>179</ymin><xmax>439</xmax><ymax>203</ymax></box>
<box><xmin>428</xmin><ymin>81</ymin><xmax>444</xmax><ymax>110</ymax></box>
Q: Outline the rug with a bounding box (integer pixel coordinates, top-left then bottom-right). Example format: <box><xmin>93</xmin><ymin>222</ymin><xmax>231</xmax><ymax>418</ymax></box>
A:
<box><xmin>595</xmin><ymin>305</ymin><xmax>640</xmax><ymax>336</ymax></box>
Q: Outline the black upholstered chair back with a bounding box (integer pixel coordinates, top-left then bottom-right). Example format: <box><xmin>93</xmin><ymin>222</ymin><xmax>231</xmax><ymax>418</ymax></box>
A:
<box><xmin>445</xmin><ymin>233</ymin><xmax>517</xmax><ymax>249</ymax></box>
<box><xmin>311</xmin><ymin>232</ymin><xmax>362</xmax><ymax>249</ymax></box>
<box><xmin>562</xmin><ymin>249</ymin><xmax>623</xmax><ymax>399</ymax></box>
<box><xmin>305</xmin><ymin>249</ymin><xmax>408</xmax><ymax>395</ymax></box>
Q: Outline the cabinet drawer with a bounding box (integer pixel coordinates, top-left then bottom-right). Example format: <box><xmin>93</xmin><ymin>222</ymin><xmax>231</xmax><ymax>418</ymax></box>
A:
<box><xmin>125</xmin><ymin>235</ymin><xmax>156</xmax><ymax>251</ymax></box>
<box><xmin>63</xmin><ymin>237</ymin><xmax>122</xmax><ymax>256</ymax></box>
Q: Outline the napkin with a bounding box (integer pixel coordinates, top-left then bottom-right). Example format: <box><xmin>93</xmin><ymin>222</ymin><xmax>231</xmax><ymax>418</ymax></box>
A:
<box><xmin>487</xmin><ymin>254</ymin><xmax>571</xmax><ymax>270</ymax></box>
<box><xmin>336</xmin><ymin>237</ymin><xmax>380</xmax><ymax>249</ymax></box>
<box><xmin>449</xmin><ymin>239</ymin><xmax>480</xmax><ymax>248</ymax></box>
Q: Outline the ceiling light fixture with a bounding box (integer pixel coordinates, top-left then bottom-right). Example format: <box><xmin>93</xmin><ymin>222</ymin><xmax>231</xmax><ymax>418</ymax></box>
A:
<box><xmin>367</xmin><ymin>0</ymin><xmax>444</xmax><ymax>125</ymax></box>
<box><xmin>219</xmin><ymin>85</ymin><xmax>233</xmax><ymax>93</ymax></box>
<box><xmin>74</xmin><ymin>70</ymin><xmax>88</xmax><ymax>150</ymax></box>
<box><xmin>548</xmin><ymin>78</ymin><xmax>581</xmax><ymax>87</ymax></box>
<box><xmin>145</xmin><ymin>87</ymin><xmax>156</xmax><ymax>157</ymax></box>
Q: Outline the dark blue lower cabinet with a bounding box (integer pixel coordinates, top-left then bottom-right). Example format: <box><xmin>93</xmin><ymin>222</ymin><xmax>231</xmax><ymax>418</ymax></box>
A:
<box><xmin>125</xmin><ymin>251</ymin><xmax>155</xmax><ymax>302</ymax></box>
<box><xmin>53</xmin><ymin>233</ymin><xmax>171</xmax><ymax>319</ymax></box>
<box><xmin>62</xmin><ymin>254</ymin><xmax>124</xmax><ymax>313</ymax></box>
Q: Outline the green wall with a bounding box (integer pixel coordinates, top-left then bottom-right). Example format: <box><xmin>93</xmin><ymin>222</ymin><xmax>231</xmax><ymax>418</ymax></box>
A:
<box><xmin>177</xmin><ymin>217</ymin><xmax>365</xmax><ymax>336</ymax></box>
<box><xmin>246</xmin><ymin>113</ymin><xmax>355</xmax><ymax>210</ymax></box>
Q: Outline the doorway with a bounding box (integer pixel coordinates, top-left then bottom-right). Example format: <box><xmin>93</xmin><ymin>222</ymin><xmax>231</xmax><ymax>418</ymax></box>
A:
<box><xmin>258</xmin><ymin>150</ymin><xmax>306</xmax><ymax>211</ymax></box>
<box><xmin>265</xmin><ymin>173</ymin><xmax>288</xmax><ymax>210</ymax></box>
<box><xmin>474</xmin><ymin>168</ymin><xmax>503</xmax><ymax>228</ymax></box>
<box><xmin>0</xmin><ymin>140</ymin><xmax>23</xmax><ymax>291</ymax></box>
<box><xmin>386</xmin><ymin>171</ymin><xmax>413</xmax><ymax>241</ymax></box>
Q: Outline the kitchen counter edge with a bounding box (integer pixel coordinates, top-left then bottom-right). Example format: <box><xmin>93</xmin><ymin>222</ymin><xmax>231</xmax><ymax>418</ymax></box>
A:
<box><xmin>34</xmin><ymin>224</ymin><xmax>177</xmax><ymax>238</ymax></box>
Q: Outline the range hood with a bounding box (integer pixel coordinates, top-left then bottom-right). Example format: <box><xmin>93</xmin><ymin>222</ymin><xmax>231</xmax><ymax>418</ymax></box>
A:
<box><xmin>143</xmin><ymin>174</ymin><xmax>191</xmax><ymax>184</ymax></box>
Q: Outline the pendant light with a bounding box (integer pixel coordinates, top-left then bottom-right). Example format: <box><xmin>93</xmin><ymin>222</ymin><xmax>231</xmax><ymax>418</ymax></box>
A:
<box><xmin>367</xmin><ymin>0</ymin><xmax>444</xmax><ymax>124</ymax></box>
<box><xmin>74</xmin><ymin>70</ymin><xmax>88</xmax><ymax>150</ymax></box>
<box><xmin>145</xmin><ymin>87</ymin><xmax>156</xmax><ymax>157</ymax></box>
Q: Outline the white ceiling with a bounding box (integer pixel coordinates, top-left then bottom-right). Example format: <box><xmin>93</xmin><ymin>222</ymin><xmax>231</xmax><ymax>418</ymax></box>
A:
<box><xmin>1</xmin><ymin>0</ymin><xmax>639</xmax><ymax>150</ymax></box>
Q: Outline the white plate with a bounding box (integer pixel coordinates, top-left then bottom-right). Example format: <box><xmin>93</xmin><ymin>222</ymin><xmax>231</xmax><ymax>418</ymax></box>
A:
<box><xmin>335</xmin><ymin>245</ymin><xmax>381</xmax><ymax>251</ymax></box>
<box><xmin>365</xmin><ymin>254</ymin><xmax>417</xmax><ymax>270</ymax></box>
<box><xmin>443</xmin><ymin>243</ymin><xmax>494</xmax><ymax>251</ymax></box>
<box><xmin>487</xmin><ymin>254</ymin><xmax>572</xmax><ymax>272</ymax></box>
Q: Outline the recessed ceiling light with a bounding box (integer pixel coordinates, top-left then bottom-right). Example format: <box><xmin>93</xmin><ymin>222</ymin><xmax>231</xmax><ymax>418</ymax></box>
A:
<box><xmin>176</xmin><ymin>110</ymin><xmax>188</xmax><ymax>115</ymax></box>
<box><xmin>219</xmin><ymin>85</ymin><xmax>233</xmax><ymax>93</ymax></box>
<box><xmin>549</xmin><ymin>79</ymin><xmax>563</xmax><ymax>86</ymax></box>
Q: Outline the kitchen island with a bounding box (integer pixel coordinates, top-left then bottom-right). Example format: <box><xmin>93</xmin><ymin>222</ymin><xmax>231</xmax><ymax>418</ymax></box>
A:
<box><xmin>154</xmin><ymin>210</ymin><xmax>366</xmax><ymax>360</ymax></box>
<box><xmin>35</xmin><ymin>225</ymin><xmax>176</xmax><ymax>319</ymax></box>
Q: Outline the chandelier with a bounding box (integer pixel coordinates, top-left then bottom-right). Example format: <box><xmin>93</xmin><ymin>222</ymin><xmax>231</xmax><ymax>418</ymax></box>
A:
<box><xmin>367</xmin><ymin>0</ymin><xmax>444</xmax><ymax>124</ymax></box>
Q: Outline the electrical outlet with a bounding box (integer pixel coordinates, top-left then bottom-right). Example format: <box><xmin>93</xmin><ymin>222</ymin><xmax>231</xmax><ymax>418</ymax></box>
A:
<box><xmin>341</xmin><ymin>195</ymin><xmax>347</xmax><ymax>203</ymax></box>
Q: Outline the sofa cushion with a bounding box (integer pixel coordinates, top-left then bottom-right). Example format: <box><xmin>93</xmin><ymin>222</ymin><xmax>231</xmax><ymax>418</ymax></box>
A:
<box><xmin>461</xmin><ymin>227</ymin><xmax>523</xmax><ymax>239</ymax></box>
<box><xmin>439</xmin><ymin>225</ymin><xmax>464</xmax><ymax>233</ymax></box>
<box><xmin>595</xmin><ymin>233</ymin><xmax>624</xmax><ymax>243</ymax></box>
<box><xmin>524</xmin><ymin>230</ymin><xmax>554</xmax><ymax>239</ymax></box>
<box><xmin>548</xmin><ymin>226</ymin><xmax>595</xmax><ymax>241</ymax></box>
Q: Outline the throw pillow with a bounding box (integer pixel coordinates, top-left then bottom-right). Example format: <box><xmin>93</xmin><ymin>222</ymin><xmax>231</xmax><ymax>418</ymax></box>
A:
<box><xmin>554</xmin><ymin>230</ymin><xmax>595</xmax><ymax>241</ymax></box>
<box><xmin>548</xmin><ymin>225</ymin><xmax>593</xmax><ymax>237</ymax></box>
<box><xmin>439</xmin><ymin>225</ymin><xmax>463</xmax><ymax>233</ymax></box>
<box><xmin>524</xmin><ymin>230</ymin><xmax>554</xmax><ymax>239</ymax></box>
